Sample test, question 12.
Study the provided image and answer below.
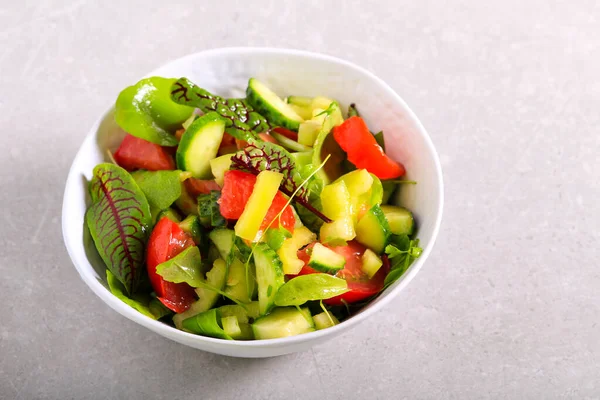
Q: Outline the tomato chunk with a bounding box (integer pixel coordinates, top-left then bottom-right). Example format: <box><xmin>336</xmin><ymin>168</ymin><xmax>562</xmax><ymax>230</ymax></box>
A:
<box><xmin>218</xmin><ymin>170</ymin><xmax>295</xmax><ymax>233</ymax></box>
<box><xmin>332</xmin><ymin>116</ymin><xmax>405</xmax><ymax>179</ymax></box>
<box><xmin>146</xmin><ymin>217</ymin><xmax>197</xmax><ymax>313</ymax></box>
<box><xmin>113</xmin><ymin>134</ymin><xmax>175</xmax><ymax>171</ymax></box>
<box><xmin>297</xmin><ymin>241</ymin><xmax>387</xmax><ymax>304</ymax></box>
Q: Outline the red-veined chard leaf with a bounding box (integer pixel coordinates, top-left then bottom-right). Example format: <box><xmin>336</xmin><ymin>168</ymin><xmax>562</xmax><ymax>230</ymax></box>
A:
<box><xmin>229</xmin><ymin>139</ymin><xmax>331</xmax><ymax>223</ymax></box>
<box><xmin>86</xmin><ymin>163</ymin><xmax>152</xmax><ymax>294</ymax></box>
<box><xmin>170</xmin><ymin>77</ymin><xmax>271</xmax><ymax>141</ymax></box>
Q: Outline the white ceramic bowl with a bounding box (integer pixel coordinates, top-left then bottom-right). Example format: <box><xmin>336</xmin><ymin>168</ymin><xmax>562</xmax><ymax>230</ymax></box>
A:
<box><xmin>62</xmin><ymin>48</ymin><xmax>443</xmax><ymax>358</ymax></box>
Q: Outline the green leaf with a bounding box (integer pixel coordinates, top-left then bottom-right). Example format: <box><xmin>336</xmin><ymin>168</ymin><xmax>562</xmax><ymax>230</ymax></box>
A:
<box><xmin>234</xmin><ymin>236</ymin><xmax>253</xmax><ymax>264</ymax></box>
<box><xmin>383</xmin><ymin>236</ymin><xmax>423</xmax><ymax>289</ymax></box>
<box><xmin>155</xmin><ymin>246</ymin><xmax>203</xmax><ymax>287</ymax></box>
<box><xmin>348</xmin><ymin>103</ymin><xmax>360</xmax><ymax>118</ymax></box>
<box><xmin>131</xmin><ymin>170</ymin><xmax>182</xmax><ymax>210</ymax></box>
<box><xmin>106</xmin><ymin>269</ymin><xmax>162</xmax><ymax>319</ymax></box>
<box><xmin>264</xmin><ymin>227</ymin><xmax>292</xmax><ymax>251</ymax></box>
<box><xmin>274</xmin><ymin>274</ymin><xmax>349</xmax><ymax>306</ymax></box>
<box><xmin>148</xmin><ymin>298</ymin><xmax>173</xmax><ymax>319</ymax></box>
<box><xmin>170</xmin><ymin>77</ymin><xmax>269</xmax><ymax>141</ymax></box>
<box><xmin>197</xmin><ymin>191</ymin><xmax>227</xmax><ymax>228</ymax></box>
<box><xmin>374</xmin><ymin>131</ymin><xmax>386</xmax><ymax>151</ymax></box>
<box><xmin>181</xmin><ymin>308</ymin><xmax>232</xmax><ymax>339</ymax></box>
<box><xmin>85</xmin><ymin>163</ymin><xmax>152</xmax><ymax>294</ymax></box>
<box><xmin>115</xmin><ymin>77</ymin><xmax>194</xmax><ymax>146</ymax></box>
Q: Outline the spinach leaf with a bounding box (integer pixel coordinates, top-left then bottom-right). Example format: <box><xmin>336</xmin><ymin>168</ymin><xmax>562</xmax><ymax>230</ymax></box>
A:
<box><xmin>131</xmin><ymin>170</ymin><xmax>182</xmax><ymax>211</ymax></box>
<box><xmin>197</xmin><ymin>191</ymin><xmax>227</xmax><ymax>228</ymax></box>
<box><xmin>86</xmin><ymin>163</ymin><xmax>152</xmax><ymax>294</ymax></box>
<box><xmin>155</xmin><ymin>246</ymin><xmax>203</xmax><ymax>287</ymax></box>
<box><xmin>383</xmin><ymin>235</ymin><xmax>423</xmax><ymax>289</ymax></box>
<box><xmin>106</xmin><ymin>269</ymin><xmax>170</xmax><ymax>319</ymax></box>
<box><xmin>274</xmin><ymin>274</ymin><xmax>349</xmax><ymax>306</ymax></box>
<box><xmin>115</xmin><ymin>77</ymin><xmax>194</xmax><ymax>146</ymax></box>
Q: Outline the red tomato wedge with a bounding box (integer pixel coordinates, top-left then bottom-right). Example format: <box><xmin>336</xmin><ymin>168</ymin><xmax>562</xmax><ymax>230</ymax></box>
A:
<box><xmin>332</xmin><ymin>116</ymin><xmax>405</xmax><ymax>179</ymax></box>
<box><xmin>272</xmin><ymin>127</ymin><xmax>299</xmax><ymax>141</ymax></box>
<box><xmin>146</xmin><ymin>217</ymin><xmax>197</xmax><ymax>313</ymax></box>
<box><xmin>184</xmin><ymin>178</ymin><xmax>221</xmax><ymax>197</ymax></box>
<box><xmin>113</xmin><ymin>134</ymin><xmax>175</xmax><ymax>171</ymax></box>
<box><xmin>297</xmin><ymin>241</ymin><xmax>388</xmax><ymax>304</ymax></box>
<box><xmin>218</xmin><ymin>170</ymin><xmax>295</xmax><ymax>233</ymax></box>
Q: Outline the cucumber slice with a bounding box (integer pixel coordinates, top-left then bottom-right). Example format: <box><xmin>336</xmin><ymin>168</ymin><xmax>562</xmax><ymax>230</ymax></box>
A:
<box><xmin>380</xmin><ymin>205</ymin><xmax>415</xmax><ymax>235</ymax></box>
<box><xmin>176</xmin><ymin>112</ymin><xmax>226</xmax><ymax>178</ymax></box>
<box><xmin>361</xmin><ymin>249</ymin><xmax>383</xmax><ymax>278</ymax></box>
<box><xmin>290</xmin><ymin>151</ymin><xmax>313</xmax><ymax>167</ymax></box>
<box><xmin>246</xmin><ymin>78</ymin><xmax>304</xmax><ymax>130</ymax></box>
<box><xmin>221</xmin><ymin>315</ymin><xmax>242</xmax><ymax>338</ymax></box>
<box><xmin>178</xmin><ymin>215</ymin><xmax>202</xmax><ymax>244</ymax></box>
<box><xmin>298</xmin><ymin>120</ymin><xmax>321</xmax><ymax>147</ymax></box>
<box><xmin>208</xmin><ymin>229</ymin><xmax>235</xmax><ymax>260</ymax></box>
<box><xmin>320</xmin><ymin>217</ymin><xmax>355</xmax><ymax>246</ymax></box>
<box><xmin>271</xmin><ymin>132</ymin><xmax>311</xmax><ymax>153</ymax></box>
<box><xmin>209</xmin><ymin>154</ymin><xmax>232</xmax><ymax>186</ymax></box>
<box><xmin>355</xmin><ymin>205</ymin><xmax>391</xmax><ymax>253</ymax></box>
<box><xmin>287</xmin><ymin>96</ymin><xmax>313</xmax><ymax>107</ymax></box>
<box><xmin>308</xmin><ymin>243</ymin><xmax>346</xmax><ymax>273</ymax></box>
<box><xmin>253</xmin><ymin>243</ymin><xmax>285</xmax><ymax>315</ymax></box>
<box><xmin>313</xmin><ymin>311</ymin><xmax>340</xmax><ymax>330</ymax></box>
<box><xmin>311</xmin><ymin>103</ymin><xmax>345</xmax><ymax>184</ymax></box>
<box><xmin>252</xmin><ymin>307</ymin><xmax>314</xmax><ymax>339</ymax></box>
<box><xmin>156</xmin><ymin>208</ymin><xmax>181</xmax><ymax>223</ymax></box>
<box><xmin>218</xmin><ymin>301</ymin><xmax>260</xmax><ymax>324</ymax></box>
<box><xmin>289</xmin><ymin>104</ymin><xmax>313</xmax><ymax>120</ymax></box>
<box><xmin>173</xmin><ymin>258</ymin><xmax>227</xmax><ymax>329</ymax></box>
<box><xmin>224</xmin><ymin>258</ymin><xmax>256</xmax><ymax>303</ymax></box>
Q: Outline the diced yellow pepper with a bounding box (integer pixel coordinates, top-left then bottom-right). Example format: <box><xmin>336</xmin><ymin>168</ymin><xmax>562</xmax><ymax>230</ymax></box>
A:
<box><xmin>235</xmin><ymin>170</ymin><xmax>283</xmax><ymax>241</ymax></box>
<box><xmin>278</xmin><ymin>226</ymin><xmax>317</xmax><ymax>275</ymax></box>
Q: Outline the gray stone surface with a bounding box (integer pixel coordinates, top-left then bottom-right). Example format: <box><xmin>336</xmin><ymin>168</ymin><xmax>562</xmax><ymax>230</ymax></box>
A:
<box><xmin>1</xmin><ymin>0</ymin><xmax>599</xmax><ymax>398</ymax></box>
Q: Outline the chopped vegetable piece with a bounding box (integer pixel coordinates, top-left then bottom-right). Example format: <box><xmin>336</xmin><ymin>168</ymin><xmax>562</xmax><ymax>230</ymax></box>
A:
<box><xmin>114</xmin><ymin>134</ymin><xmax>175</xmax><ymax>171</ymax></box>
<box><xmin>332</xmin><ymin>116</ymin><xmax>405</xmax><ymax>179</ymax></box>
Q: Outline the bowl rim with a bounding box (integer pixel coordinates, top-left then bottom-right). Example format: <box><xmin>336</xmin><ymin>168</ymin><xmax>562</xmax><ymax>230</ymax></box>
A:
<box><xmin>62</xmin><ymin>46</ymin><xmax>444</xmax><ymax>348</ymax></box>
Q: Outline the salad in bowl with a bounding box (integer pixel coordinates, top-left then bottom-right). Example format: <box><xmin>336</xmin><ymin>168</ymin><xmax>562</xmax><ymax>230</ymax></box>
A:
<box><xmin>82</xmin><ymin>74</ymin><xmax>423</xmax><ymax>341</ymax></box>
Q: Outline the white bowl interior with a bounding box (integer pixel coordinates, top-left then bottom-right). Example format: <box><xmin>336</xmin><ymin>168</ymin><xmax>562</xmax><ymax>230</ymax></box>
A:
<box><xmin>62</xmin><ymin>48</ymin><xmax>443</xmax><ymax>358</ymax></box>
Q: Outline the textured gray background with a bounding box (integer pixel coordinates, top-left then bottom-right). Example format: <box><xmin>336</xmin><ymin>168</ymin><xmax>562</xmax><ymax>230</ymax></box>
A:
<box><xmin>1</xmin><ymin>0</ymin><xmax>599</xmax><ymax>399</ymax></box>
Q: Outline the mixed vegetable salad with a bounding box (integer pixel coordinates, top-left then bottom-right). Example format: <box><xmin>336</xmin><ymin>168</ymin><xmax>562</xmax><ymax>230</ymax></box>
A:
<box><xmin>85</xmin><ymin>76</ymin><xmax>422</xmax><ymax>340</ymax></box>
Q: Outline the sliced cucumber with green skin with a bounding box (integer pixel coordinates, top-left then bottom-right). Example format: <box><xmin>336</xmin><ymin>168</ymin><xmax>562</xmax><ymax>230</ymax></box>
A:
<box><xmin>156</xmin><ymin>208</ymin><xmax>181</xmax><ymax>223</ymax></box>
<box><xmin>246</xmin><ymin>78</ymin><xmax>304</xmax><ymax>130</ymax></box>
<box><xmin>224</xmin><ymin>258</ymin><xmax>256</xmax><ymax>303</ymax></box>
<box><xmin>355</xmin><ymin>205</ymin><xmax>391</xmax><ymax>253</ymax></box>
<box><xmin>253</xmin><ymin>243</ymin><xmax>285</xmax><ymax>315</ymax></box>
<box><xmin>313</xmin><ymin>311</ymin><xmax>340</xmax><ymax>330</ymax></box>
<box><xmin>308</xmin><ymin>243</ymin><xmax>346</xmax><ymax>273</ymax></box>
<box><xmin>179</xmin><ymin>215</ymin><xmax>202</xmax><ymax>244</ymax></box>
<box><xmin>173</xmin><ymin>258</ymin><xmax>228</xmax><ymax>329</ymax></box>
<box><xmin>208</xmin><ymin>228</ymin><xmax>235</xmax><ymax>260</ymax></box>
<box><xmin>290</xmin><ymin>151</ymin><xmax>313</xmax><ymax>167</ymax></box>
<box><xmin>209</xmin><ymin>154</ymin><xmax>232</xmax><ymax>186</ymax></box>
<box><xmin>361</xmin><ymin>249</ymin><xmax>383</xmax><ymax>279</ymax></box>
<box><xmin>221</xmin><ymin>315</ymin><xmax>242</xmax><ymax>338</ymax></box>
<box><xmin>312</xmin><ymin>103</ymin><xmax>345</xmax><ymax>184</ymax></box>
<box><xmin>252</xmin><ymin>307</ymin><xmax>314</xmax><ymax>340</ymax></box>
<box><xmin>176</xmin><ymin>112</ymin><xmax>226</xmax><ymax>178</ymax></box>
<box><xmin>380</xmin><ymin>205</ymin><xmax>415</xmax><ymax>235</ymax></box>
<box><xmin>287</xmin><ymin>96</ymin><xmax>313</xmax><ymax>107</ymax></box>
<box><xmin>271</xmin><ymin>131</ymin><xmax>311</xmax><ymax>152</ymax></box>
